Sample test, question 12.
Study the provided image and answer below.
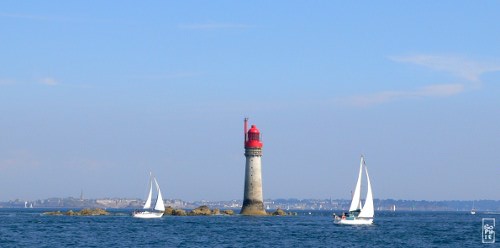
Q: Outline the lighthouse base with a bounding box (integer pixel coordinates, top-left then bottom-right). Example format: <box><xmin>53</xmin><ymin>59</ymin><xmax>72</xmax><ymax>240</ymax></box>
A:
<box><xmin>240</xmin><ymin>199</ymin><xmax>267</xmax><ymax>216</ymax></box>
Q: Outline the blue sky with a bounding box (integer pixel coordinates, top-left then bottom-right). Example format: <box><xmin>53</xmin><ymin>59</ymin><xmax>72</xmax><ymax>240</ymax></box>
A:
<box><xmin>1</xmin><ymin>1</ymin><xmax>499</xmax><ymax>201</ymax></box>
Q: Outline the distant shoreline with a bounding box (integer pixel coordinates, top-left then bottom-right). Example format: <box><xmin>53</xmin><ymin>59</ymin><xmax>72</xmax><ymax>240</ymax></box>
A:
<box><xmin>1</xmin><ymin>198</ymin><xmax>499</xmax><ymax>212</ymax></box>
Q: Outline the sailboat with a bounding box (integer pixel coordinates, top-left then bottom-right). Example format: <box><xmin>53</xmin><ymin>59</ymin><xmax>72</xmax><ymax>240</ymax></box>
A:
<box><xmin>470</xmin><ymin>201</ymin><xmax>476</xmax><ymax>215</ymax></box>
<box><xmin>132</xmin><ymin>172</ymin><xmax>165</xmax><ymax>219</ymax></box>
<box><xmin>334</xmin><ymin>155</ymin><xmax>374</xmax><ymax>225</ymax></box>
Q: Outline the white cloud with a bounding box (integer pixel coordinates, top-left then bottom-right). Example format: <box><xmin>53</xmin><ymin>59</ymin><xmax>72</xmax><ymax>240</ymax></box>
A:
<box><xmin>178</xmin><ymin>22</ymin><xmax>254</xmax><ymax>30</ymax></box>
<box><xmin>39</xmin><ymin>77</ymin><xmax>58</xmax><ymax>86</ymax></box>
<box><xmin>415</xmin><ymin>84</ymin><xmax>465</xmax><ymax>97</ymax></box>
<box><xmin>339</xmin><ymin>84</ymin><xmax>465</xmax><ymax>107</ymax></box>
<box><xmin>390</xmin><ymin>55</ymin><xmax>500</xmax><ymax>82</ymax></box>
<box><xmin>338</xmin><ymin>55</ymin><xmax>500</xmax><ymax>107</ymax></box>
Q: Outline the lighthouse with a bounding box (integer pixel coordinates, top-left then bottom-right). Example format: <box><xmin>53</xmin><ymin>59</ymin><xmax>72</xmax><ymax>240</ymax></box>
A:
<box><xmin>240</xmin><ymin>118</ymin><xmax>267</xmax><ymax>215</ymax></box>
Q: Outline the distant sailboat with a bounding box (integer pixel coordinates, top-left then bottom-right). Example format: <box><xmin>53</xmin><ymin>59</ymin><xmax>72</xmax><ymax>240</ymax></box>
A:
<box><xmin>334</xmin><ymin>155</ymin><xmax>374</xmax><ymax>225</ymax></box>
<box><xmin>132</xmin><ymin>172</ymin><xmax>165</xmax><ymax>219</ymax></box>
<box><xmin>392</xmin><ymin>204</ymin><xmax>396</xmax><ymax>212</ymax></box>
<box><xmin>471</xmin><ymin>201</ymin><xmax>476</xmax><ymax>215</ymax></box>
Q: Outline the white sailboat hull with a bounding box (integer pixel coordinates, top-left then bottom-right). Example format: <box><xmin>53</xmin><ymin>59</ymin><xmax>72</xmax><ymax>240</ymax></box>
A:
<box><xmin>132</xmin><ymin>211</ymin><xmax>164</xmax><ymax>219</ymax></box>
<box><xmin>334</xmin><ymin>217</ymin><xmax>373</xmax><ymax>225</ymax></box>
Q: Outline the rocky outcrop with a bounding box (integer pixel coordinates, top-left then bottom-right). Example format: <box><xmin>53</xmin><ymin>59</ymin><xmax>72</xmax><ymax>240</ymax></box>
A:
<box><xmin>43</xmin><ymin>208</ymin><xmax>109</xmax><ymax>216</ymax></box>
<box><xmin>164</xmin><ymin>206</ymin><xmax>188</xmax><ymax>216</ymax></box>
<box><xmin>269</xmin><ymin>208</ymin><xmax>297</xmax><ymax>216</ymax></box>
<box><xmin>184</xmin><ymin>206</ymin><xmax>237</xmax><ymax>216</ymax></box>
<box><xmin>164</xmin><ymin>206</ymin><xmax>175</xmax><ymax>215</ymax></box>
<box><xmin>212</xmin><ymin>208</ymin><xmax>221</xmax><ymax>215</ymax></box>
<box><xmin>188</xmin><ymin>205</ymin><xmax>212</xmax><ymax>216</ymax></box>
<box><xmin>271</xmin><ymin>208</ymin><xmax>287</xmax><ymax>216</ymax></box>
<box><xmin>222</xmin><ymin>209</ymin><xmax>234</xmax><ymax>215</ymax></box>
<box><xmin>79</xmin><ymin>208</ymin><xmax>109</xmax><ymax>216</ymax></box>
<box><xmin>163</xmin><ymin>205</ymin><xmax>234</xmax><ymax>216</ymax></box>
<box><xmin>172</xmin><ymin>209</ymin><xmax>187</xmax><ymax>216</ymax></box>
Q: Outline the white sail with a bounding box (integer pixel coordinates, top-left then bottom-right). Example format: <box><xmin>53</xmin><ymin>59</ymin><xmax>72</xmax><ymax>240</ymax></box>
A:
<box><xmin>349</xmin><ymin>156</ymin><xmax>364</xmax><ymax>212</ymax></box>
<box><xmin>153</xmin><ymin>178</ymin><xmax>165</xmax><ymax>211</ymax></box>
<box><xmin>358</xmin><ymin>163</ymin><xmax>374</xmax><ymax>218</ymax></box>
<box><xmin>143</xmin><ymin>176</ymin><xmax>153</xmax><ymax>209</ymax></box>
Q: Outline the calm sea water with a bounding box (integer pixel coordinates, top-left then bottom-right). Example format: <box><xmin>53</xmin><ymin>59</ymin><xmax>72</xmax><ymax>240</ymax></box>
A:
<box><xmin>0</xmin><ymin>209</ymin><xmax>496</xmax><ymax>247</ymax></box>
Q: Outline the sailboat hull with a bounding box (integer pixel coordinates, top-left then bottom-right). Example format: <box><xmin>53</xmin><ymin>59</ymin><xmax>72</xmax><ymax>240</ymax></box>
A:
<box><xmin>334</xmin><ymin>217</ymin><xmax>373</xmax><ymax>225</ymax></box>
<box><xmin>132</xmin><ymin>211</ymin><xmax>164</xmax><ymax>219</ymax></box>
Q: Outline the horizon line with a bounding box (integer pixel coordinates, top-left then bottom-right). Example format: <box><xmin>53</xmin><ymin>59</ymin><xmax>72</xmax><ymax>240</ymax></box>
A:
<box><xmin>3</xmin><ymin>197</ymin><xmax>498</xmax><ymax>202</ymax></box>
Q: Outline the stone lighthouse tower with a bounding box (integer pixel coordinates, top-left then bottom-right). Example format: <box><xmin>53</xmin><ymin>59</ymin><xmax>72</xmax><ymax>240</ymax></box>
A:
<box><xmin>240</xmin><ymin>118</ymin><xmax>267</xmax><ymax>215</ymax></box>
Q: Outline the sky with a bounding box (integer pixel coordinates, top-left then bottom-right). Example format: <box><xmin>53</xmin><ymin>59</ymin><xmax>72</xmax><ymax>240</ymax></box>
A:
<box><xmin>1</xmin><ymin>1</ymin><xmax>499</xmax><ymax>202</ymax></box>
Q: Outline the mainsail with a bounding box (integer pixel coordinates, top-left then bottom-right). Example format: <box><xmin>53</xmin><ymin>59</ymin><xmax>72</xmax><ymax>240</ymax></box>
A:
<box><xmin>349</xmin><ymin>156</ymin><xmax>364</xmax><ymax>212</ymax></box>
<box><xmin>358</xmin><ymin>163</ymin><xmax>374</xmax><ymax>218</ymax></box>
<box><xmin>143</xmin><ymin>177</ymin><xmax>153</xmax><ymax>209</ymax></box>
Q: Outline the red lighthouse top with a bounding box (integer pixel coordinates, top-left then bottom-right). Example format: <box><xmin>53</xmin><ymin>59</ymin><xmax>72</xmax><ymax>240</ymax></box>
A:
<box><xmin>244</xmin><ymin>118</ymin><xmax>263</xmax><ymax>148</ymax></box>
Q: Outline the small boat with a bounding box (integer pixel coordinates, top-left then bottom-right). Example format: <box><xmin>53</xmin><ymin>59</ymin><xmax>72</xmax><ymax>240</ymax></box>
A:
<box><xmin>133</xmin><ymin>172</ymin><xmax>165</xmax><ymax>219</ymax></box>
<box><xmin>471</xmin><ymin>201</ymin><xmax>476</xmax><ymax>215</ymax></box>
<box><xmin>334</xmin><ymin>155</ymin><xmax>374</xmax><ymax>225</ymax></box>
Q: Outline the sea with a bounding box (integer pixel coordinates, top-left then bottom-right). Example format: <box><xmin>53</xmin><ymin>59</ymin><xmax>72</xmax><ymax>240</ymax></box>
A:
<box><xmin>0</xmin><ymin>209</ymin><xmax>497</xmax><ymax>247</ymax></box>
